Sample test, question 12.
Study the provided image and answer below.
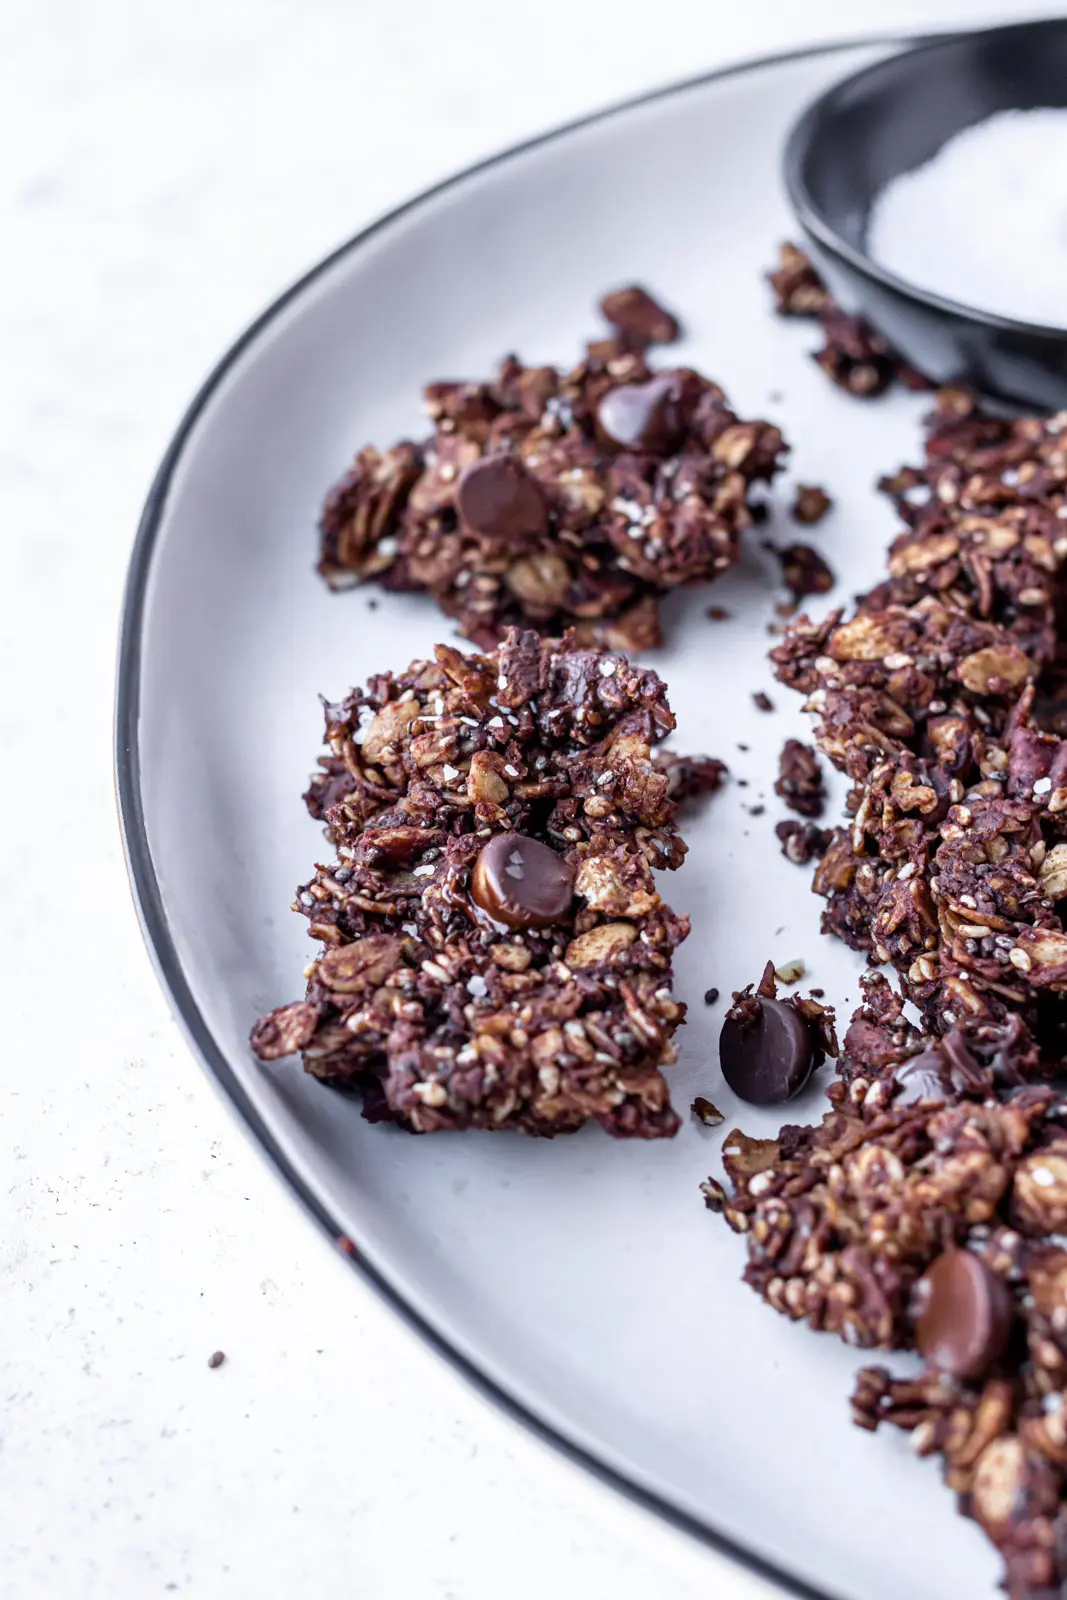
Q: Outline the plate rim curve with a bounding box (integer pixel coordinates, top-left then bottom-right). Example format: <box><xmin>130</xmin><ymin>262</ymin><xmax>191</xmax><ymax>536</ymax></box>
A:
<box><xmin>114</xmin><ymin>32</ymin><xmax>928</xmax><ymax>1600</ymax></box>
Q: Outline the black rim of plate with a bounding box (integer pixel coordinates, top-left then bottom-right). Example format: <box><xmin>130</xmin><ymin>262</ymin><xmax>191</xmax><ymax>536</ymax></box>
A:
<box><xmin>116</xmin><ymin>32</ymin><xmax>930</xmax><ymax>1600</ymax></box>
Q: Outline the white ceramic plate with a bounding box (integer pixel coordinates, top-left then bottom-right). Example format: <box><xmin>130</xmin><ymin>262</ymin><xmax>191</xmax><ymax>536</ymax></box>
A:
<box><xmin>117</xmin><ymin>38</ymin><xmax>1004</xmax><ymax>1600</ymax></box>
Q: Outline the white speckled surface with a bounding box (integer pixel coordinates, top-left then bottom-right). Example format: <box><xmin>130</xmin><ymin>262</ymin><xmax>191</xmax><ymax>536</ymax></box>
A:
<box><xmin>2</xmin><ymin>4</ymin><xmax>1055</xmax><ymax>1597</ymax></box>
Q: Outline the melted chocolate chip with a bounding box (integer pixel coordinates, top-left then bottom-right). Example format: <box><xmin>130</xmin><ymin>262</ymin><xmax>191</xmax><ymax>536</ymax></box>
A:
<box><xmin>915</xmin><ymin>1249</ymin><xmax>1014</xmax><ymax>1380</ymax></box>
<box><xmin>893</xmin><ymin>1048</ymin><xmax>952</xmax><ymax>1106</ymax></box>
<box><xmin>457</xmin><ymin>456</ymin><xmax>547</xmax><ymax>542</ymax></box>
<box><xmin>470</xmin><ymin>833</ymin><xmax>574</xmax><ymax>930</ymax></box>
<box><xmin>719</xmin><ymin>996</ymin><xmax>815</xmax><ymax>1105</ymax></box>
<box><xmin>596</xmin><ymin>373</ymin><xmax>685</xmax><ymax>454</ymax></box>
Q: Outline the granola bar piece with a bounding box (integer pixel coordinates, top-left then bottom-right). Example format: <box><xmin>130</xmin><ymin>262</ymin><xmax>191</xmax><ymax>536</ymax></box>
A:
<box><xmin>251</xmin><ymin>630</ymin><xmax>693</xmax><ymax>1137</ymax></box>
<box><xmin>721</xmin><ymin>1068</ymin><xmax>1067</xmax><ymax>1595</ymax></box>
<box><xmin>722</xmin><ymin>1066</ymin><xmax>1067</xmax><ymax>1600</ymax></box>
<box><xmin>318</xmin><ymin>326</ymin><xmax>785</xmax><ymax>651</ymax></box>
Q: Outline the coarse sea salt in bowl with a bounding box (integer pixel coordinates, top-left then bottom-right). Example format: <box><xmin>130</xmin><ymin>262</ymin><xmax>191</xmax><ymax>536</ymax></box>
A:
<box><xmin>784</xmin><ymin>17</ymin><xmax>1067</xmax><ymax>412</ymax></box>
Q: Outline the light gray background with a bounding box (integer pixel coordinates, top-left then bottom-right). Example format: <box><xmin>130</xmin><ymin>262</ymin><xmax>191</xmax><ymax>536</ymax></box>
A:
<box><xmin>3</xmin><ymin>4</ymin><xmax>1058</xmax><ymax>1597</ymax></box>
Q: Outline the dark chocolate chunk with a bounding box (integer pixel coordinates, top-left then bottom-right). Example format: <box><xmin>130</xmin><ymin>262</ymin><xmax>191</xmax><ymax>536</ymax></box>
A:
<box><xmin>915</xmin><ymin>1249</ymin><xmax>1014</xmax><ymax>1380</ymax></box>
<box><xmin>719</xmin><ymin>995</ymin><xmax>815</xmax><ymax>1105</ymax></box>
<box><xmin>470</xmin><ymin>832</ymin><xmax>575</xmax><ymax>930</ymax></box>
<box><xmin>596</xmin><ymin>373</ymin><xmax>685</xmax><ymax>454</ymax></box>
<box><xmin>457</xmin><ymin>455</ymin><xmax>547</xmax><ymax>542</ymax></box>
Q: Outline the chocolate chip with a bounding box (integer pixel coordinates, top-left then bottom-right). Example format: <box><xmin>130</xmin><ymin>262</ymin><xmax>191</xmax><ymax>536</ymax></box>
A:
<box><xmin>598</xmin><ymin>284</ymin><xmax>681</xmax><ymax>346</ymax></box>
<box><xmin>893</xmin><ymin>1048</ymin><xmax>952</xmax><ymax>1106</ymax></box>
<box><xmin>915</xmin><ymin>1249</ymin><xmax>1014</xmax><ymax>1380</ymax></box>
<box><xmin>470</xmin><ymin>833</ymin><xmax>574</xmax><ymax>930</ymax></box>
<box><xmin>457</xmin><ymin>456</ymin><xmax>547</xmax><ymax>542</ymax></box>
<box><xmin>719</xmin><ymin>996</ymin><xmax>815</xmax><ymax>1105</ymax></box>
<box><xmin>596</xmin><ymin>373</ymin><xmax>685</xmax><ymax>454</ymax></box>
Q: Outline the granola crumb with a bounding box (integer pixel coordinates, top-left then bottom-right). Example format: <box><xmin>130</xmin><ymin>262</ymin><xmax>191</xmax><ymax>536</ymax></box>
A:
<box><xmin>772</xmin><ymin>542</ymin><xmax>836</xmax><ymax>603</ymax></box>
<box><xmin>691</xmin><ymin>1096</ymin><xmax>725</xmax><ymax>1127</ymax></box>
<box><xmin>774</xmin><ymin>739</ymin><xmax>825</xmax><ymax>818</ymax></box>
<box><xmin>791</xmin><ymin>484</ymin><xmax>832</xmax><ymax>526</ymax></box>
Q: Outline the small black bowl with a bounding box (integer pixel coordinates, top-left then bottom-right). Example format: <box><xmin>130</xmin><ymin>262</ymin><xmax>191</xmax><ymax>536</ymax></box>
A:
<box><xmin>785</xmin><ymin>19</ymin><xmax>1067</xmax><ymax>413</ymax></box>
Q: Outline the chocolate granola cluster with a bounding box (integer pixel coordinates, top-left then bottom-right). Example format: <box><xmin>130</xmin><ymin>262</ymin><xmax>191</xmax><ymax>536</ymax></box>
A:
<box><xmin>773</xmin><ymin>395</ymin><xmax>1067</xmax><ymax>1044</ymax></box>
<box><xmin>716</xmin><ymin>389</ymin><xmax>1067</xmax><ymax>1596</ymax></box>
<box><xmin>318</xmin><ymin>290</ymin><xmax>785</xmax><ymax>651</ymax></box>
<box><xmin>251</xmin><ymin>629</ymin><xmax>694</xmax><ymax>1137</ymax></box>
<box><xmin>769</xmin><ymin>241</ymin><xmax>930</xmax><ymax>399</ymax></box>
<box><xmin>717</xmin><ymin>1077</ymin><xmax>1067</xmax><ymax>1594</ymax></box>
